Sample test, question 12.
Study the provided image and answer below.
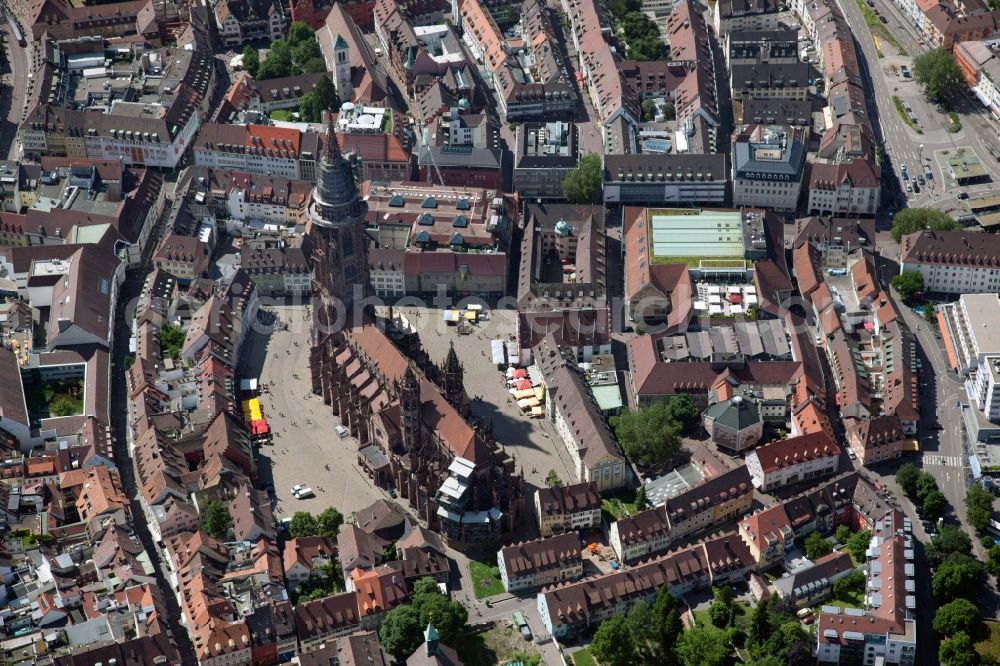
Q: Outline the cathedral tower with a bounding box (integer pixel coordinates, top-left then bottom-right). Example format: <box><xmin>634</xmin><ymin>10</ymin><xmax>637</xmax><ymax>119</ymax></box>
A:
<box><xmin>307</xmin><ymin>118</ymin><xmax>369</xmax><ymax>310</ymax></box>
<box><xmin>400</xmin><ymin>364</ymin><xmax>421</xmax><ymax>454</ymax></box>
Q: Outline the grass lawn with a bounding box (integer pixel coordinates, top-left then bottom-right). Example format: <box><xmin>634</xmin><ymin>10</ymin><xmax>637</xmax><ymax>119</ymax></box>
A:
<box><xmin>948</xmin><ymin>112</ymin><xmax>962</xmax><ymax>133</ymax></box>
<box><xmin>270</xmin><ymin>109</ymin><xmax>296</xmax><ymax>121</ymax></box>
<box><xmin>460</xmin><ymin>621</ymin><xmax>542</xmax><ymax>666</ymax></box>
<box><xmin>976</xmin><ymin>622</ymin><xmax>1000</xmax><ymax>662</ymax></box>
<box><xmin>854</xmin><ymin>0</ymin><xmax>906</xmax><ymax>56</ymax></box>
<box><xmin>600</xmin><ymin>488</ymin><xmax>643</xmax><ymax>521</ymax></box>
<box><xmin>469</xmin><ymin>560</ymin><xmax>505</xmax><ymax>599</ymax></box>
<box><xmin>650</xmin><ymin>254</ymin><xmax>746</xmax><ymax>269</ymax></box>
<box><xmin>570</xmin><ymin>647</ymin><xmax>598</xmax><ymax>666</ymax></box>
<box><xmin>892</xmin><ymin>96</ymin><xmax>923</xmax><ymax>134</ymax></box>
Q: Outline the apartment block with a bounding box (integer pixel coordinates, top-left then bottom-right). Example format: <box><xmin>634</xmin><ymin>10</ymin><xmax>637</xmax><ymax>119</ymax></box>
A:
<box><xmin>534</xmin><ymin>482</ymin><xmax>602</xmax><ymax>538</ymax></box>
<box><xmin>746</xmin><ymin>432</ymin><xmax>840</xmax><ymax>491</ymax></box>
<box><xmin>497</xmin><ymin>533</ymin><xmax>584</xmax><ymax>594</ymax></box>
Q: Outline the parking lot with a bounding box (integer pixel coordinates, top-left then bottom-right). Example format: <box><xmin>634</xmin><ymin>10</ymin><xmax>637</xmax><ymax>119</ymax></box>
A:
<box><xmin>244</xmin><ymin>303</ymin><xmax>384</xmax><ymax>519</ymax></box>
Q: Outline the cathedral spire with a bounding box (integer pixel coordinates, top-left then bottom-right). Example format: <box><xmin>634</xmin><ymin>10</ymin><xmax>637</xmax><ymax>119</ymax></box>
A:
<box><xmin>443</xmin><ymin>342</ymin><xmax>462</xmax><ymax>374</ymax></box>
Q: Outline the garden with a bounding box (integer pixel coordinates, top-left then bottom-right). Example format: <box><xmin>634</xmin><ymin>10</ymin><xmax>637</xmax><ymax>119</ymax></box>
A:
<box><xmin>25</xmin><ymin>378</ymin><xmax>85</xmax><ymax>419</ymax></box>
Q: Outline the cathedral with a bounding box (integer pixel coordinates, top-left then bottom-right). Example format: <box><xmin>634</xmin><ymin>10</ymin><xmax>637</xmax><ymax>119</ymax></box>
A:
<box><xmin>307</xmin><ymin>122</ymin><xmax>524</xmax><ymax>548</ymax></box>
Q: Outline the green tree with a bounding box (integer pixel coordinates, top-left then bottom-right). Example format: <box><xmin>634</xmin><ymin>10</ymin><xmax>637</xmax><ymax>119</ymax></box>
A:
<box><xmin>292</xmin><ymin>38</ymin><xmax>323</xmax><ymax>69</ymax></box>
<box><xmin>677</xmin><ymin>625</ymin><xmax>728</xmax><ymax>666</ymax></box>
<box><xmin>641</xmin><ymin>98</ymin><xmax>656</xmax><ymax>121</ymax></box>
<box><xmin>933</xmin><ymin>598</ymin><xmax>982</xmax><ymax>637</ymax></box>
<box><xmin>257</xmin><ymin>40</ymin><xmax>293</xmax><ymax>80</ymax></box>
<box><xmin>289</xmin><ymin>511</ymin><xmax>319</xmax><ymax>538</ymax></box>
<box><xmin>804</xmin><ymin>531</ymin><xmax>832</xmax><ymax>560</ymax></box>
<box><xmin>314</xmin><ymin>74</ymin><xmax>342</xmax><ymax>113</ymax></box>
<box><xmin>965</xmin><ymin>484</ymin><xmax>995</xmax><ymax>532</ymax></box>
<box><xmin>747</xmin><ymin>595</ymin><xmax>774</xmax><ymax>648</ymax></box>
<box><xmin>666</xmin><ymin>394</ymin><xmax>701</xmax><ymax>435</ymax></box>
<box><xmin>925</xmin><ymin>301</ymin><xmax>938</xmax><ymax>324</ymax></box>
<box><xmin>709</xmin><ymin>600</ymin><xmax>731</xmax><ymax>627</ymax></box>
<box><xmin>545</xmin><ymin>469</ymin><xmax>562</xmax><ymax>487</ymax></box>
<box><xmin>835</xmin><ymin>524</ymin><xmax>852</xmax><ymax>543</ymax></box>
<box><xmin>932</xmin><ymin>553</ymin><xmax>985</xmax><ymax>601</ymax></box>
<box><xmin>317</xmin><ymin>507</ymin><xmax>343</xmax><ymax>537</ymax></box>
<box><xmin>50</xmin><ymin>396</ymin><xmax>79</xmax><ymax>417</ymax></box>
<box><xmin>287</xmin><ymin>20</ymin><xmax>315</xmax><ymax>46</ymax></box>
<box><xmin>891</xmin><ymin>271</ymin><xmax>925</xmax><ymax>304</ymax></box>
<box><xmin>379</xmin><ymin>604</ymin><xmax>423</xmax><ymax>659</ymax></box>
<box><xmin>625</xmin><ymin>600</ymin><xmax>654</xmax><ymax>662</ymax></box>
<box><xmin>610</xmin><ymin>402</ymin><xmax>683</xmax><ymax>465</ymax></box>
<box><xmin>606</xmin><ymin>0</ymin><xmax>641</xmax><ymax>18</ymax></box>
<box><xmin>620</xmin><ymin>12</ymin><xmax>659</xmax><ymax>40</ymax></box>
<box><xmin>916</xmin><ymin>472</ymin><xmax>940</xmax><ymax>504</ymax></box>
<box><xmin>300</xmin><ymin>57</ymin><xmax>328</xmax><ymax>74</ymax></box>
<box><xmin>927</xmin><ymin>525</ymin><xmax>973</xmax><ymax>568</ymax></box>
<box><xmin>832</xmin><ymin>570</ymin><xmax>865</xmax><ymax>601</ymax></box>
<box><xmin>913</xmin><ymin>48</ymin><xmax>965</xmax><ymax>102</ymax></box>
<box><xmin>158</xmin><ymin>322</ymin><xmax>186</xmax><ymax>359</ymax></box>
<box><xmin>591</xmin><ymin>615</ymin><xmax>635</xmax><ymax>666</ymax></box>
<box><xmin>922</xmin><ymin>490</ymin><xmax>948</xmax><ymax>521</ymax></box>
<box><xmin>846</xmin><ymin>530</ymin><xmax>872</xmax><ymax>563</ymax></box>
<box><xmin>759</xmin><ymin>621</ymin><xmax>810</xmax><ymax>663</ymax></box>
<box><xmin>988</xmin><ymin>545</ymin><xmax>1000</xmax><ymax>578</ymax></box>
<box><xmin>651</xmin><ymin>586</ymin><xmax>682</xmax><ymax>659</ymax></box>
<box><xmin>896</xmin><ymin>462</ymin><xmax>921</xmax><ymax>498</ymax></box>
<box><xmin>242</xmin><ymin>45</ymin><xmax>260</xmax><ymax>77</ymax></box>
<box><xmin>201</xmin><ymin>500</ymin><xmax>232</xmax><ymax>539</ymax></box>
<box><xmin>939</xmin><ymin>631</ymin><xmax>977</xmax><ymax>666</ymax></box>
<box><xmin>662</xmin><ymin>100</ymin><xmax>676</xmax><ymax>121</ymax></box>
<box><xmin>410</xmin><ymin>577</ymin><xmax>468</xmax><ymax>648</ymax></box>
<box><xmin>295</xmin><ymin>561</ymin><xmax>344</xmax><ymax>602</ymax></box>
<box><xmin>890</xmin><ymin>207</ymin><xmax>960</xmax><ymax>243</ymax></box>
<box><xmin>629</xmin><ymin>35</ymin><xmax>670</xmax><ymax>61</ymax></box>
<box><xmin>561</xmin><ymin>154</ymin><xmax>603</xmax><ymax>204</ymax></box>
<box><xmin>299</xmin><ymin>92</ymin><xmax>322</xmax><ymax>122</ymax></box>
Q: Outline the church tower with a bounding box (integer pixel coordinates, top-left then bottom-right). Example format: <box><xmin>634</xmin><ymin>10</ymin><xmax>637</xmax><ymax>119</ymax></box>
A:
<box><xmin>333</xmin><ymin>35</ymin><xmax>353</xmax><ymax>101</ymax></box>
<box><xmin>400</xmin><ymin>364</ymin><xmax>421</xmax><ymax>454</ymax></box>
<box><xmin>307</xmin><ymin>117</ymin><xmax>369</xmax><ymax>310</ymax></box>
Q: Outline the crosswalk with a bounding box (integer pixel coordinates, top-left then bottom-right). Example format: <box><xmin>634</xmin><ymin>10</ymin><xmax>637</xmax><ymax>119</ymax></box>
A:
<box><xmin>923</xmin><ymin>454</ymin><xmax>964</xmax><ymax>468</ymax></box>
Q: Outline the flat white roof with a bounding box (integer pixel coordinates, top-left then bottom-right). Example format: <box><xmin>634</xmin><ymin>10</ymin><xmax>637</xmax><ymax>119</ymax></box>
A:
<box><xmin>962</xmin><ymin>293</ymin><xmax>1000</xmax><ymax>353</ymax></box>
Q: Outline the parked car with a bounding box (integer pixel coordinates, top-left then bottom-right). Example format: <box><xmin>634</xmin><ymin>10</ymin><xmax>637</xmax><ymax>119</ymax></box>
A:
<box><xmin>335</xmin><ymin>425</ymin><xmax>349</xmax><ymax>439</ymax></box>
<box><xmin>293</xmin><ymin>486</ymin><xmax>315</xmax><ymax>499</ymax></box>
<box><xmin>901</xmin><ymin>65</ymin><xmax>910</xmax><ymax>77</ymax></box>
<box><xmin>880</xmin><ymin>15</ymin><xmax>888</xmax><ymax>22</ymax></box>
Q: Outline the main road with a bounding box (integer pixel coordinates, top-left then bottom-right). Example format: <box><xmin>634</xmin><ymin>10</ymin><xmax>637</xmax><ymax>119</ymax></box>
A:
<box><xmin>0</xmin><ymin>10</ymin><xmax>31</xmax><ymax>160</ymax></box>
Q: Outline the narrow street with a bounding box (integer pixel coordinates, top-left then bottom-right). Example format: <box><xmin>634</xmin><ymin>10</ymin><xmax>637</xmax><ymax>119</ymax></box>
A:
<box><xmin>109</xmin><ymin>185</ymin><xmax>197</xmax><ymax>664</ymax></box>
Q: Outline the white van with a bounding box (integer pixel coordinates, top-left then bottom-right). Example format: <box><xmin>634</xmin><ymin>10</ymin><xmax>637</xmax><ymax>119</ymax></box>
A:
<box><xmin>335</xmin><ymin>425</ymin><xmax>349</xmax><ymax>439</ymax></box>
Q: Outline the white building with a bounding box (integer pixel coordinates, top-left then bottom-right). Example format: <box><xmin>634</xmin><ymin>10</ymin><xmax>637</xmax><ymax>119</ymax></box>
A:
<box><xmin>368</xmin><ymin>248</ymin><xmax>405</xmax><ymax>298</ymax></box>
<box><xmin>899</xmin><ymin>230</ymin><xmax>1000</xmax><ymax>294</ymax></box>
<box><xmin>746</xmin><ymin>432</ymin><xmax>840</xmax><ymax>491</ymax></box>
<box><xmin>732</xmin><ymin>127</ymin><xmax>806</xmax><ymax>212</ymax></box>
<box><xmin>940</xmin><ymin>294</ymin><xmax>1000</xmax><ymax>422</ymax></box>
